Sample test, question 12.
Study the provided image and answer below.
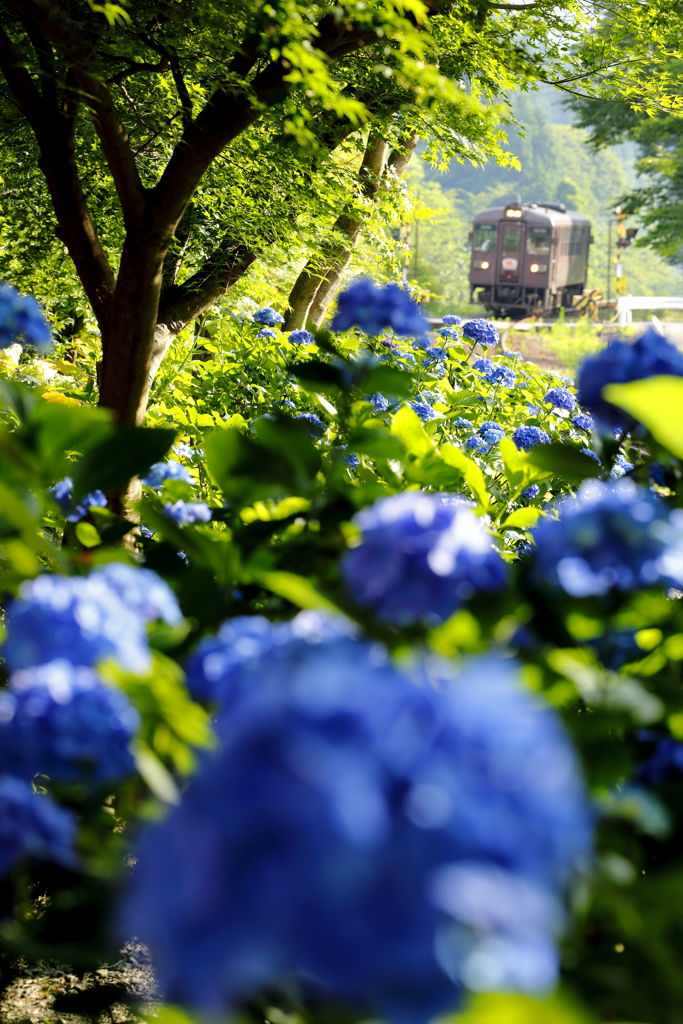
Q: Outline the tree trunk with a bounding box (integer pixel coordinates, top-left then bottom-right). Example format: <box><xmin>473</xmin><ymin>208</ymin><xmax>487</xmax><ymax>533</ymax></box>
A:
<box><xmin>284</xmin><ymin>132</ymin><xmax>418</xmax><ymax>330</ymax></box>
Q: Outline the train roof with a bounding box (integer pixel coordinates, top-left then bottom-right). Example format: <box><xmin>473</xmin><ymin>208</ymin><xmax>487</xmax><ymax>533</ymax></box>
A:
<box><xmin>473</xmin><ymin>202</ymin><xmax>591</xmax><ymax>227</ymax></box>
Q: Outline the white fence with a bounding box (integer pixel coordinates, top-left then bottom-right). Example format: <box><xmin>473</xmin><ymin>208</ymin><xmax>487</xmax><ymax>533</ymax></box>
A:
<box><xmin>617</xmin><ymin>296</ymin><xmax>683</xmax><ymax>328</ymax></box>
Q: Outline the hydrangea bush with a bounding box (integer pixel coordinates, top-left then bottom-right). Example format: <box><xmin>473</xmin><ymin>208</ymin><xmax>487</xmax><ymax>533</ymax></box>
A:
<box><xmin>2</xmin><ymin>281</ymin><xmax>683</xmax><ymax>1024</ymax></box>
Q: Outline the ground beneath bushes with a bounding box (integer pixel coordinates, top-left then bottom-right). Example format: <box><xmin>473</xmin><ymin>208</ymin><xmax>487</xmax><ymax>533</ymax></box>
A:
<box><xmin>0</xmin><ymin>944</ymin><xmax>157</xmax><ymax>1024</ymax></box>
<box><xmin>499</xmin><ymin>333</ymin><xmax>568</xmax><ymax>373</ymax></box>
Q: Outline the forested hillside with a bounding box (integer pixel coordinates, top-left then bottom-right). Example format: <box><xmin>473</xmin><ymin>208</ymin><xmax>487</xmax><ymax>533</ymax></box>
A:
<box><xmin>414</xmin><ymin>92</ymin><xmax>683</xmax><ymax>316</ymax></box>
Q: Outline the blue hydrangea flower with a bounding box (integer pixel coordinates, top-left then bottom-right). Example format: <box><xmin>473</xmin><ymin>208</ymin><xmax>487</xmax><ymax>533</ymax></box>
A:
<box><xmin>256</xmin><ymin>328</ymin><xmax>278</xmax><ymax>339</ymax></box>
<box><xmin>522</xmin><ymin>485</ymin><xmax>540</xmax><ymax>500</ymax></box>
<box><xmin>491</xmin><ymin>365</ymin><xmax>517</xmax><ymax>388</ymax></box>
<box><xmin>172</xmin><ymin>442</ymin><xmax>197</xmax><ymax>459</ymax></box>
<box><xmin>635</xmin><ymin>732</ymin><xmax>683</xmax><ymax>783</ymax></box>
<box><xmin>185</xmin><ymin>615</ymin><xmax>277</xmax><ymax>703</ymax></box>
<box><xmin>0</xmin><ymin>660</ymin><xmax>139</xmax><ymax>783</ymax></box>
<box><xmin>580</xmin><ymin>448</ymin><xmax>601</xmax><ymax>464</ymax></box>
<box><xmin>366</xmin><ymin>393</ymin><xmax>389</xmax><ymax>414</ymax></box>
<box><xmin>423</xmin><ymin>345</ymin><xmax>447</xmax><ymax>363</ymax></box>
<box><xmin>253</xmin><ymin>308</ymin><xmax>285</xmax><ymax>326</ymax></box>
<box><xmin>4</xmin><ymin>574</ymin><xmax>152</xmax><ymax>672</ymax></box>
<box><xmin>454</xmin><ymin>418</ymin><xmax>473</xmax><ymax>430</ymax></box>
<box><xmin>0</xmin><ymin>284</ymin><xmax>52</xmax><ymax>350</ymax></box>
<box><xmin>478</xmin><ymin>421</ymin><xmax>505</xmax><ymax>444</ymax></box>
<box><xmin>274</xmin><ymin>399</ymin><xmax>296</xmax><ymax>410</ymax></box>
<box><xmin>342</xmin><ymin>492</ymin><xmax>506</xmax><ymax>624</ymax></box>
<box><xmin>512</xmin><ymin>426</ymin><xmax>550</xmax><ymax>451</ymax></box>
<box><xmin>0</xmin><ymin>775</ymin><xmax>75</xmax><ymax>876</ymax></box>
<box><xmin>122</xmin><ymin>615</ymin><xmax>591</xmax><ymax>1021</ymax></box>
<box><xmin>473</xmin><ymin>358</ymin><xmax>496</xmax><ymax>382</ymax></box>
<box><xmin>288</xmin><ymin>330</ymin><xmax>315</xmax><ymax>345</ymax></box>
<box><xmin>91</xmin><ymin>562</ymin><xmax>182</xmax><ymax>625</ymax></box>
<box><xmin>611</xmin><ymin>453</ymin><xmax>634</xmax><ymax>480</ymax></box>
<box><xmin>466</xmin><ymin>435</ymin><xmax>487</xmax><ymax>452</ymax></box>
<box><xmin>424</xmin><ymin>360</ymin><xmax>446</xmax><ymax>378</ymax></box>
<box><xmin>413</xmin><ymin>335</ymin><xmax>431</xmax><ymax>351</ymax></box>
<box><xmin>503</xmin><ymin>350</ymin><xmax>522</xmax><ymax>360</ymax></box>
<box><xmin>437</xmin><ymin>326</ymin><xmax>459</xmax><ymax>340</ymax></box>
<box><xmin>577</xmin><ymin>327</ymin><xmax>683</xmax><ymax>431</ymax></box>
<box><xmin>141</xmin><ymin>461</ymin><xmax>194</xmax><ymax>488</ymax></box>
<box><xmin>294</xmin><ymin>412</ymin><xmax>325</xmax><ymax>438</ymax></box>
<box><xmin>572</xmin><ymin>414</ymin><xmax>593</xmax><ymax>432</ymax></box>
<box><xmin>331</xmin><ymin>279</ymin><xmax>427</xmax><ymax>337</ymax></box>
<box><xmin>49</xmin><ymin>477</ymin><xmax>108</xmax><ymax>523</ymax></box>
<box><xmin>442</xmin><ymin>315</ymin><xmax>463</xmax><ymax>326</ymax></box>
<box><xmin>138</xmin><ymin>525</ymin><xmax>155</xmax><ymax>540</ymax></box>
<box><xmin>409</xmin><ymin>400</ymin><xmax>435</xmax><ymax>422</ymax></box>
<box><xmin>530</xmin><ymin>478</ymin><xmax>683</xmax><ymax>596</ymax></box>
<box><xmin>544</xmin><ymin>387</ymin><xmax>576</xmax><ymax>411</ymax></box>
<box><xmin>336</xmin><ymin>446</ymin><xmax>360</xmax><ymax>469</ymax></box>
<box><xmin>163</xmin><ymin>501</ymin><xmax>212</xmax><ymax>526</ymax></box>
<box><xmin>463</xmin><ymin>319</ymin><xmax>499</xmax><ymax>347</ymax></box>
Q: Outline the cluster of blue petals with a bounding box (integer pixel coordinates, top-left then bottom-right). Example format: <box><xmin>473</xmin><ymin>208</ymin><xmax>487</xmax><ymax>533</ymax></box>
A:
<box><xmin>0</xmin><ymin>775</ymin><xmax>75</xmax><ymax>875</ymax></box>
<box><xmin>289</xmin><ymin>329</ymin><xmax>315</xmax><ymax>345</ymax></box>
<box><xmin>512</xmin><ymin>426</ymin><xmax>550</xmax><ymax>452</ymax></box>
<box><xmin>443</xmin><ymin>315</ymin><xmax>462</xmax><ymax>326</ymax></box>
<box><xmin>256</xmin><ymin>328</ymin><xmax>278</xmax><ymax>340</ymax></box>
<box><xmin>49</xmin><ymin>477</ymin><xmax>107</xmax><ymax>523</ymax></box>
<box><xmin>478</xmin><ymin>421</ymin><xmax>505</xmax><ymax>444</ymax></box>
<box><xmin>522</xmin><ymin>485</ymin><xmax>540</xmax><ymax>500</ymax></box>
<box><xmin>331</xmin><ymin>280</ymin><xmax>427</xmax><ymax>337</ymax></box>
<box><xmin>544</xmin><ymin>388</ymin><xmax>575</xmax><ymax>411</ymax></box>
<box><xmin>463</xmin><ymin>319</ymin><xmax>499</xmax><ymax>347</ymax></box>
<box><xmin>141</xmin><ymin>460</ymin><xmax>194</xmax><ymax>488</ymax></box>
<box><xmin>125</xmin><ymin>611</ymin><xmax>591</xmax><ymax>1022</ymax></box>
<box><xmin>342</xmin><ymin>492</ymin><xmax>506</xmax><ymax>625</ymax></box>
<box><xmin>577</xmin><ymin>327</ymin><xmax>683</xmax><ymax>430</ymax></box>
<box><xmin>367</xmin><ymin>393</ymin><xmax>389</xmax><ymax>414</ymax></box>
<box><xmin>253</xmin><ymin>307</ymin><xmax>284</xmax><ymax>327</ymax></box>
<box><xmin>164</xmin><ymin>500</ymin><xmax>212</xmax><ymax>526</ymax></box>
<box><xmin>0</xmin><ymin>660</ymin><xmax>139</xmax><ymax>783</ymax></box>
<box><xmin>572</xmin><ymin>414</ymin><xmax>593</xmax><ymax>432</ymax></box>
<box><xmin>409</xmin><ymin>400</ymin><xmax>435</xmax><ymax>422</ymax></box>
<box><xmin>0</xmin><ymin>283</ymin><xmax>52</xmax><ymax>351</ymax></box>
<box><xmin>294</xmin><ymin>412</ymin><xmax>325</xmax><ymax>437</ymax></box>
<box><xmin>530</xmin><ymin>479</ymin><xmax>683</xmax><ymax>597</ymax></box>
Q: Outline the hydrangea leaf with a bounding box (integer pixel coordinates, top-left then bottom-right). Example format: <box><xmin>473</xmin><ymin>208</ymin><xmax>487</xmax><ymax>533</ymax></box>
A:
<box><xmin>499</xmin><ymin>437</ymin><xmax>551</xmax><ymax>499</ymax></box>
<box><xmin>440</xmin><ymin>444</ymin><xmax>490</xmax><ymax>509</ymax></box>
<box><xmin>503</xmin><ymin>507</ymin><xmax>542</xmax><ymax>529</ymax></box>
<box><xmin>251</xmin><ymin>570</ymin><xmax>342</xmax><ymax>613</ymax></box>
<box><xmin>456</xmin><ymin>991</ymin><xmax>593</xmax><ymax>1024</ymax></box>
<box><xmin>528</xmin><ymin>443</ymin><xmax>602</xmax><ymax>483</ymax></box>
<box><xmin>74</xmin><ymin>521</ymin><xmax>101</xmax><ymax>548</ymax></box>
<box><xmin>604</xmin><ymin>376</ymin><xmax>683</xmax><ymax>458</ymax></box>
<box><xmin>71</xmin><ymin>425</ymin><xmax>176</xmax><ymax>500</ymax></box>
<box><xmin>390</xmin><ymin>405</ymin><xmax>433</xmax><ymax>457</ymax></box>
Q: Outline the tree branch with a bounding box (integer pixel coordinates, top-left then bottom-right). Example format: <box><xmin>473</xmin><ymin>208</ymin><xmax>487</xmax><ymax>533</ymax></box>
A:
<box><xmin>3</xmin><ymin>0</ymin><xmax>146</xmax><ymax>227</ymax></box>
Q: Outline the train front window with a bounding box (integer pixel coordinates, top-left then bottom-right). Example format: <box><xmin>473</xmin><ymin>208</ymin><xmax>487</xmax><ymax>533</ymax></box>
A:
<box><xmin>502</xmin><ymin>226</ymin><xmax>521</xmax><ymax>252</ymax></box>
<box><xmin>473</xmin><ymin>224</ymin><xmax>496</xmax><ymax>252</ymax></box>
<box><xmin>527</xmin><ymin>227</ymin><xmax>550</xmax><ymax>255</ymax></box>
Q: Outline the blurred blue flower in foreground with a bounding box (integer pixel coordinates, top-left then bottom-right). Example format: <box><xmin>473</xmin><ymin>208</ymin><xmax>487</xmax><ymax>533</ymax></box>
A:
<box><xmin>294</xmin><ymin>412</ymin><xmax>325</xmax><ymax>437</ymax></box>
<box><xmin>512</xmin><ymin>425</ymin><xmax>550</xmax><ymax>451</ymax></box>
<box><xmin>164</xmin><ymin>500</ymin><xmax>212</xmax><ymax>526</ymax></box>
<box><xmin>0</xmin><ymin>660</ymin><xmax>139</xmax><ymax>783</ymax></box>
<box><xmin>123</xmin><ymin>612</ymin><xmax>591</xmax><ymax>1021</ymax></box>
<box><xmin>0</xmin><ymin>775</ymin><xmax>75</xmax><ymax>876</ymax></box>
<box><xmin>289</xmin><ymin>329</ymin><xmax>315</xmax><ymax>345</ymax></box>
<box><xmin>530</xmin><ymin>478</ymin><xmax>683</xmax><ymax>597</ymax></box>
<box><xmin>342</xmin><ymin>492</ymin><xmax>506</xmax><ymax>624</ymax></box>
<box><xmin>141</xmin><ymin>460</ymin><xmax>194</xmax><ymax>488</ymax></box>
<box><xmin>544</xmin><ymin>387</ymin><xmax>576</xmax><ymax>411</ymax></box>
<box><xmin>577</xmin><ymin>327</ymin><xmax>683</xmax><ymax>431</ymax></box>
<box><xmin>463</xmin><ymin>319</ymin><xmax>499</xmax><ymax>347</ymax></box>
<box><xmin>252</xmin><ymin>307</ymin><xmax>284</xmax><ymax>326</ymax></box>
<box><xmin>0</xmin><ymin>283</ymin><xmax>52</xmax><ymax>350</ymax></box>
<box><xmin>49</xmin><ymin>477</ymin><xmax>108</xmax><ymax>523</ymax></box>
<box><xmin>331</xmin><ymin>279</ymin><xmax>427</xmax><ymax>337</ymax></box>
<box><xmin>4</xmin><ymin>566</ymin><xmax>178</xmax><ymax>672</ymax></box>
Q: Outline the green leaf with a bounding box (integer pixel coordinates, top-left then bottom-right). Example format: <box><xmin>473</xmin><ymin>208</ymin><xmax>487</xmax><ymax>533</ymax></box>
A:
<box><xmin>251</xmin><ymin>570</ymin><xmax>342</xmax><ymax>613</ymax></box>
<box><xmin>71</xmin><ymin>425</ymin><xmax>176</xmax><ymax>499</ymax></box>
<box><xmin>391</xmin><ymin>405</ymin><xmax>433</xmax><ymax>457</ymax></box>
<box><xmin>455</xmin><ymin>991</ymin><xmax>593</xmax><ymax>1024</ymax></box>
<box><xmin>346</xmin><ymin>428</ymin><xmax>405</xmax><ymax>459</ymax></box>
<box><xmin>604</xmin><ymin>375</ymin><xmax>683</xmax><ymax>458</ymax></box>
<box><xmin>528</xmin><ymin>442</ymin><xmax>601</xmax><ymax>482</ymax></box>
<box><xmin>74</xmin><ymin>521</ymin><xmax>101</xmax><ymax>547</ymax></box>
<box><xmin>498</xmin><ymin>437</ymin><xmax>551</xmax><ymax>499</ymax></box>
<box><xmin>440</xmin><ymin>443</ymin><xmax>490</xmax><ymax>509</ymax></box>
<box><xmin>32</xmin><ymin>403</ymin><xmax>113</xmax><ymax>478</ymax></box>
<box><xmin>502</xmin><ymin>507</ymin><xmax>541</xmax><ymax>528</ymax></box>
<box><xmin>133</xmin><ymin>740</ymin><xmax>180</xmax><ymax>805</ymax></box>
<box><xmin>363</xmin><ymin>364</ymin><xmax>414</xmax><ymax>398</ymax></box>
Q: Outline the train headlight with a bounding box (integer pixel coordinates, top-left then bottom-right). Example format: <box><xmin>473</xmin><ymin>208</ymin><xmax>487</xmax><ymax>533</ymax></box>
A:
<box><xmin>505</xmin><ymin>207</ymin><xmax>523</xmax><ymax>218</ymax></box>
<box><xmin>474</xmin><ymin>260</ymin><xmax>490</xmax><ymax>270</ymax></box>
<box><xmin>529</xmin><ymin>263</ymin><xmax>547</xmax><ymax>273</ymax></box>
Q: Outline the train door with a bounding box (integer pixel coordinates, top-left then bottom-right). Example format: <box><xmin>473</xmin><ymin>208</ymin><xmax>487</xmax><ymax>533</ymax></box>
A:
<box><xmin>497</xmin><ymin>220</ymin><xmax>526</xmax><ymax>286</ymax></box>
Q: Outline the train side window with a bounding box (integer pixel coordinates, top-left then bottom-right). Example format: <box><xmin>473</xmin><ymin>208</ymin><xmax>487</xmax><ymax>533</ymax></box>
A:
<box><xmin>527</xmin><ymin>227</ymin><xmax>550</xmax><ymax>255</ymax></box>
<box><xmin>502</xmin><ymin>226</ymin><xmax>521</xmax><ymax>252</ymax></box>
<box><xmin>473</xmin><ymin>224</ymin><xmax>496</xmax><ymax>251</ymax></box>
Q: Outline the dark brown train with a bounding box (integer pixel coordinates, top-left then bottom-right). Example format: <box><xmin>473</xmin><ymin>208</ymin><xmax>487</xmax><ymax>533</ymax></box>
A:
<box><xmin>469</xmin><ymin>199</ymin><xmax>592</xmax><ymax>317</ymax></box>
